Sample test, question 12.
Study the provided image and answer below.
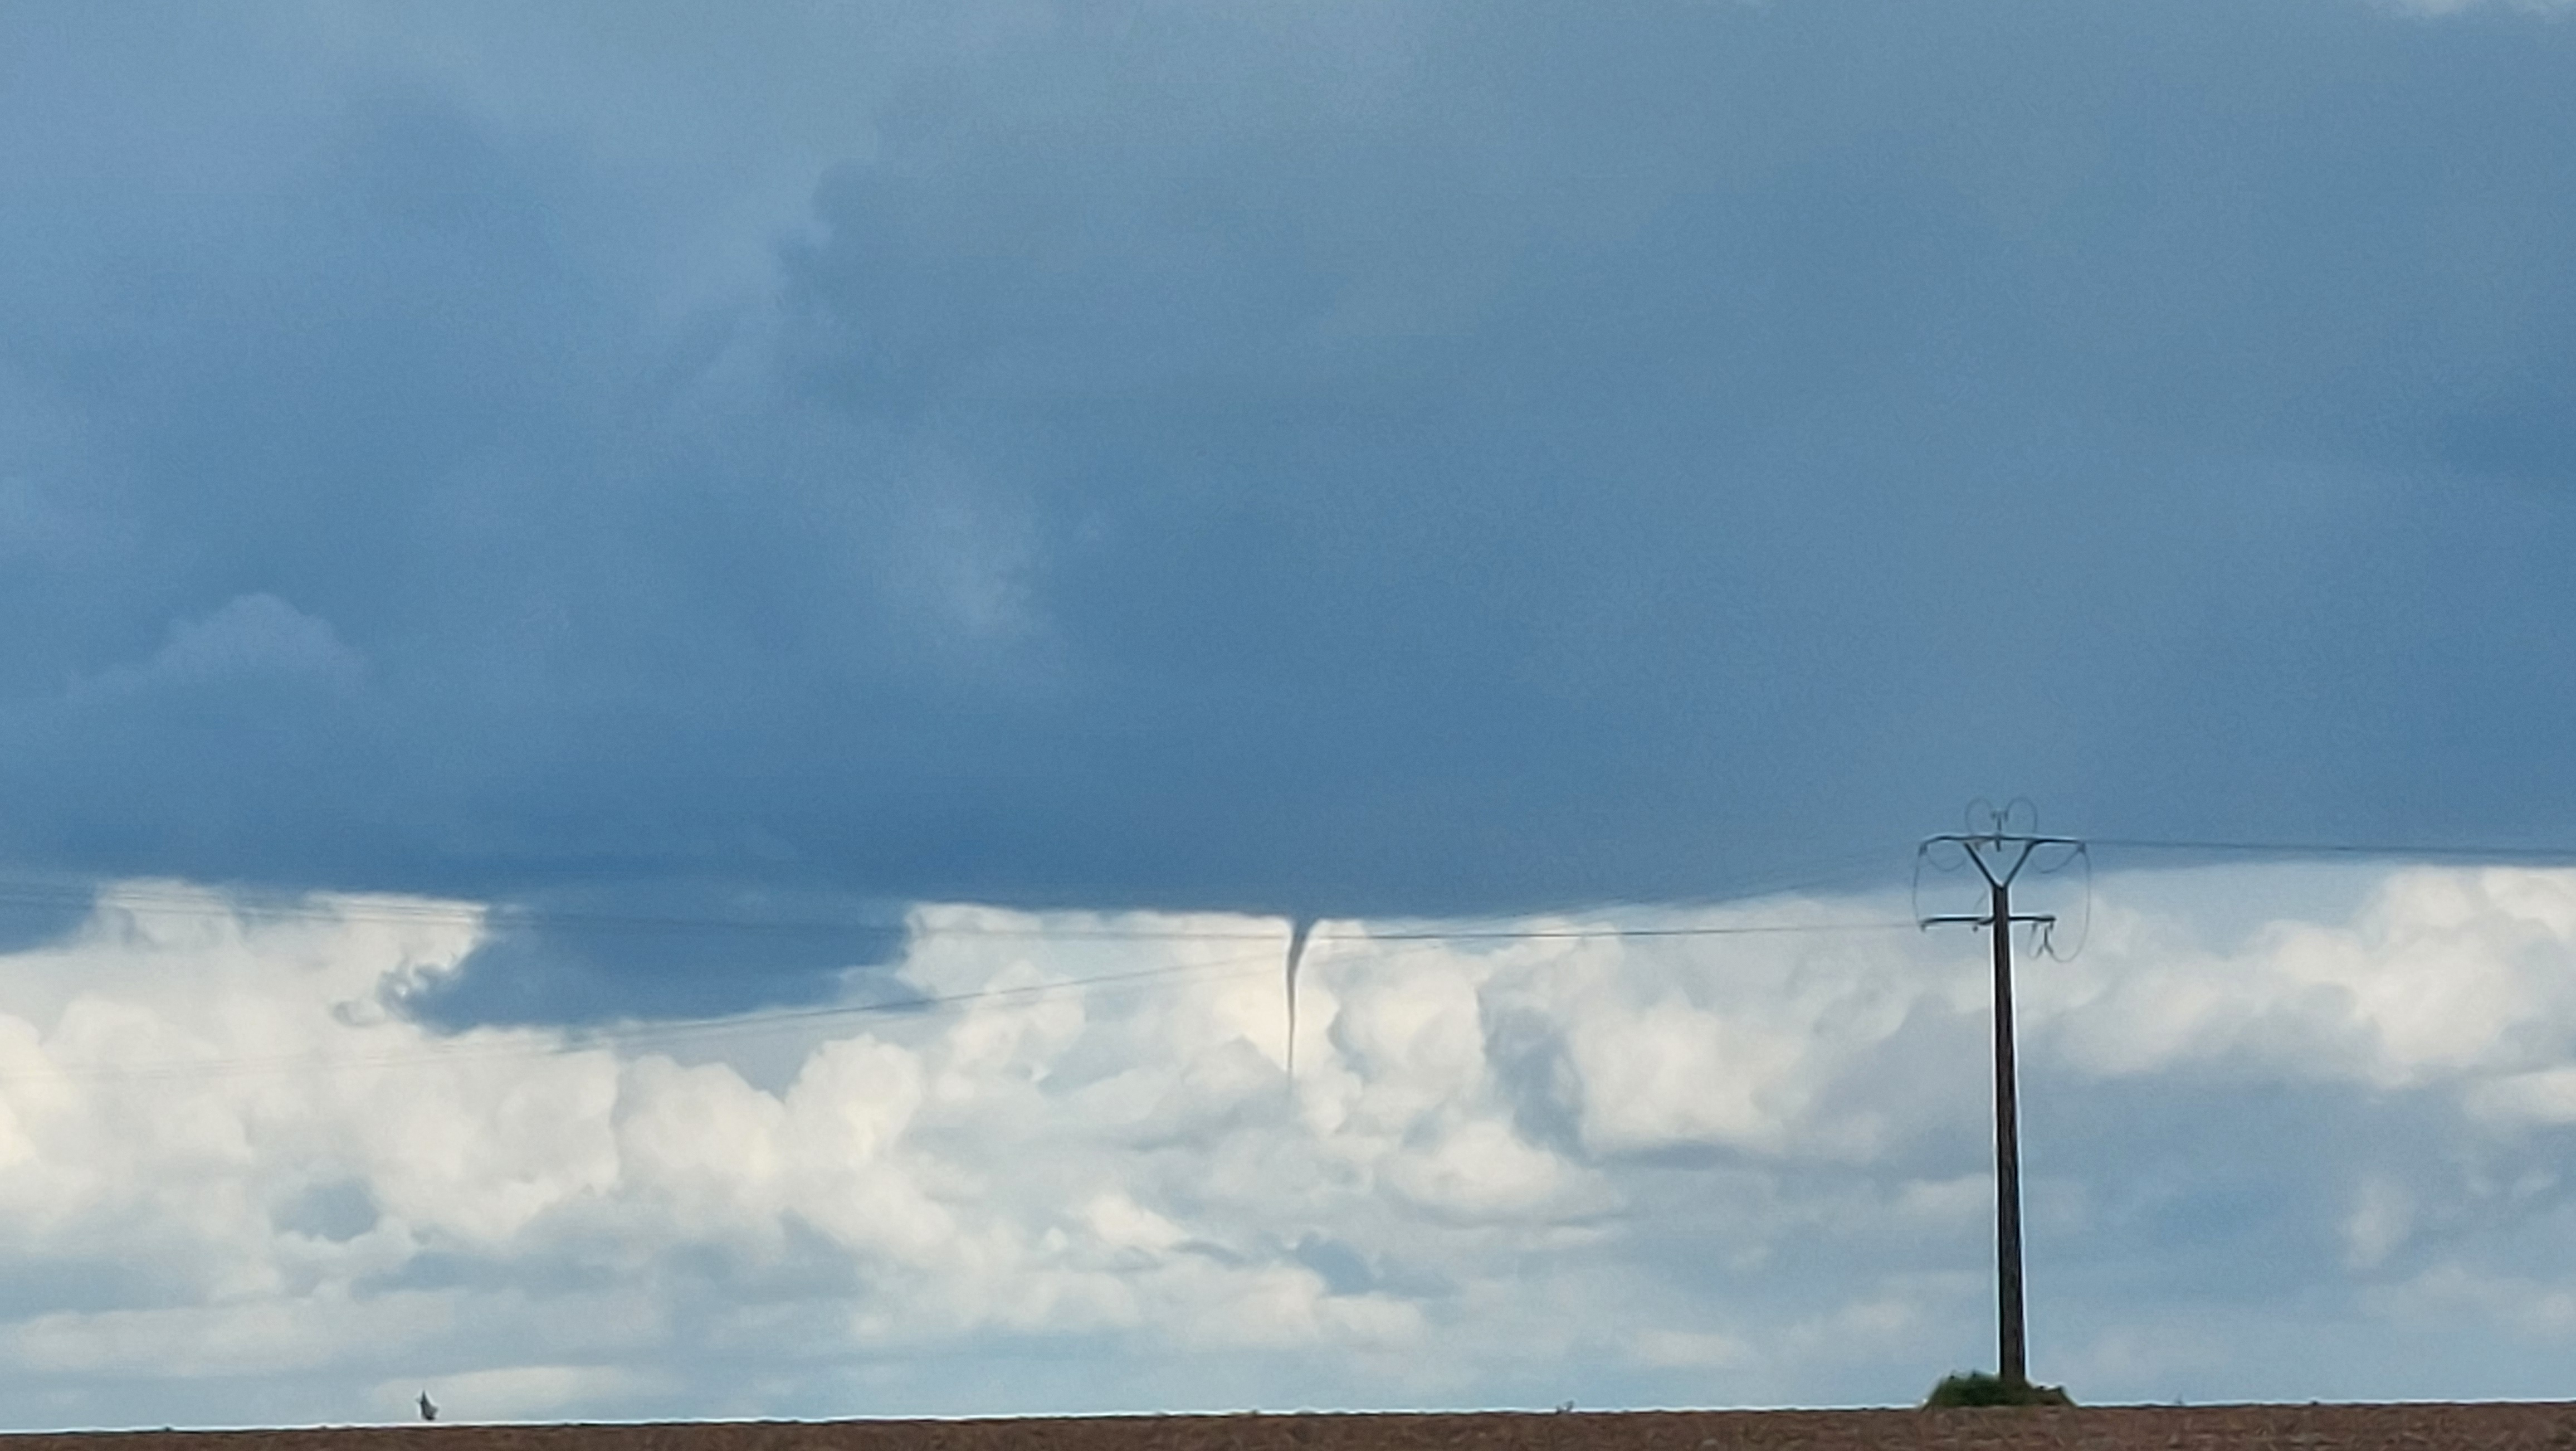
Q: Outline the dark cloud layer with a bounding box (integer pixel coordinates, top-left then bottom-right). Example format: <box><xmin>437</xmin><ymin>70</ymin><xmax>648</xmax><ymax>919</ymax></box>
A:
<box><xmin>3</xmin><ymin>1</ymin><xmax>2574</xmax><ymax>1017</ymax></box>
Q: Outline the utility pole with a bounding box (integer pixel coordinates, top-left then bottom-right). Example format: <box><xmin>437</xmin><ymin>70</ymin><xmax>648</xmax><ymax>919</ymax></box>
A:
<box><xmin>1918</xmin><ymin>806</ymin><xmax>2080</xmax><ymax>1391</ymax></box>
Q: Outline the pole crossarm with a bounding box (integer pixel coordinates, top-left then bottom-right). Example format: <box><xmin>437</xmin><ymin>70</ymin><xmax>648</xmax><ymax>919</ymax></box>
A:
<box><xmin>1920</xmin><ymin>831</ymin><xmax>2082</xmax><ymax>893</ymax></box>
<box><xmin>1918</xmin><ymin>913</ymin><xmax>2056</xmax><ymax>927</ymax></box>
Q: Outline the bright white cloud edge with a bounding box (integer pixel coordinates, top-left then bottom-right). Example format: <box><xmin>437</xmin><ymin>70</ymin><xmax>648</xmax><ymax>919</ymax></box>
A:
<box><xmin>0</xmin><ymin>864</ymin><xmax>2572</xmax><ymax>1426</ymax></box>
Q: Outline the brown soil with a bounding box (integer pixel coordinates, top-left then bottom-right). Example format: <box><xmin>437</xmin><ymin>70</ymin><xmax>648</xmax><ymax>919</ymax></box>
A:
<box><xmin>12</xmin><ymin>1407</ymin><xmax>2576</xmax><ymax>1451</ymax></box>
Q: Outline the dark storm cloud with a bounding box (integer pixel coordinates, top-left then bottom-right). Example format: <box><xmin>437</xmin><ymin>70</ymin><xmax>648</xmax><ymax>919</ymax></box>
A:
<box><xmin>3</xmin><ymin>1</ymin><xmax>2574</xmax><ymax>1017</ymax></box>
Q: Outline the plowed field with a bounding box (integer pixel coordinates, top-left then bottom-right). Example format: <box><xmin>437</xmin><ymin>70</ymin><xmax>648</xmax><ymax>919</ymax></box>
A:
<box><xmin>12</xmin><ymin>1406</ymin><xmax>2576</xmax><ymax>1451</ymax></box>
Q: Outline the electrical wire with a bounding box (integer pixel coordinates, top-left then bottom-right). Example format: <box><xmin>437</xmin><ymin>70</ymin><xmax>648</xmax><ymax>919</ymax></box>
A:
<box><xmin>22</xmin><ymin>821</ymin><xmax>2570</xmax><ymax>1092</ymax></box>
<box><xmin>0</xmin><ymin>879</ymin><xmax>1917</xmax><ymax>944</ymax></box>
<box><xmin>1360</xmin><ymin>922</ymin><xmax>1914</xmax><ymax>941</ymax></box>
<box><xmin>2090</xmin><ymin>838</ymin><xmax>2576</xmax><ymax>863</ymax></box>
<box><xmin>0</xmin><ymin>907</ymin><xmax>1919</xmax><ymax>1087</ymax></box>
<box><xmin>9</xmin><ymin>837</ymin><xmax>2565</xmax><ymax>943</ymax></box>
<box><xmin>40</xmin><ymin>822</ymin><xmax>2560</xmax><ymax>1088</ymax></box>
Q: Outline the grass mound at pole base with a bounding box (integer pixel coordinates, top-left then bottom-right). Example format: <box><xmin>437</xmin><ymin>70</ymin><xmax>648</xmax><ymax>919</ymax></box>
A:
<box><xmin>1924</xmin><ymin>1372</ymin><xmax>2077</xmax><ymax>1408</ymax></box>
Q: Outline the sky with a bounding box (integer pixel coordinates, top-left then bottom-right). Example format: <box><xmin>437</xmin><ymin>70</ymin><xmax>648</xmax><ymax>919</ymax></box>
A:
<box><xmin>3</xmin><ymin>0</ymin><xmax>2576</xmax><ymax>1426</ymax></box>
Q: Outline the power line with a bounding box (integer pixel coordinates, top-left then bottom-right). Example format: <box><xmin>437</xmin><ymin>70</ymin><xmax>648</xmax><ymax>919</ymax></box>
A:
<box><xmin>0</xmin><ymin>843</ymin><xmax>1911</xmax><ymax>942</ymax></box>
<box><xmin>5</xmin><ymin>838</ymin><xmax>2567</xmax><ymax>944</ymax></box>
<box><xmin>2090</xmin><ymin>837</ymin><xmax>2576</xmax><ymax>863</ymax></box>
<box><xmin>0</xmin><ymin>907</ymin><xmax>1919</xmax><ymax>1087</ymax></box>
<box><xmin>0</xmin><ymin>880</ymin><xmax>1915</xmax><ymax>944</ymax></box>
<box><xmin>27</xmin><ymin>825</ymin><xmax>2568</xmax><ymax>1093</ymax></box>
<box><xmin>1367</xmin><ymin>922</ymin><xmax>1915</xmax><ymax>940</ymax></box>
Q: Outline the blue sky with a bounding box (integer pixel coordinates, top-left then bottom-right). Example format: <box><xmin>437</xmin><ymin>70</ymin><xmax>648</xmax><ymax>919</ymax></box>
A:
<box><xmin>2</xmin><ymin>0</ymin><xmax>2576</xmax><ymax>1426</ymax></box>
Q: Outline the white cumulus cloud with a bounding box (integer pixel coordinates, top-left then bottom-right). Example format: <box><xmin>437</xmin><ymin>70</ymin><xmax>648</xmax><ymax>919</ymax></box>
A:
<box><xmin>0</xmin><ymin>868</ymin><xmax>2574</xmax><ymax>1421</ymax></box>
